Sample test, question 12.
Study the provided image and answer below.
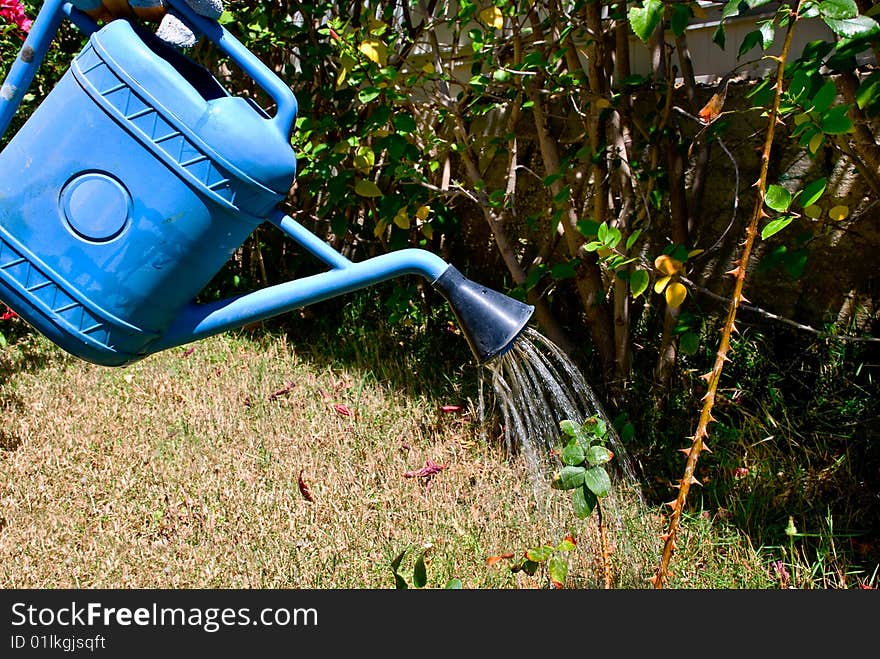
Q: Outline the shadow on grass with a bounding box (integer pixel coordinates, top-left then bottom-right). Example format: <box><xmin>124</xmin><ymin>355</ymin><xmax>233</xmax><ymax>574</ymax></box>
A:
<box><xmin>238</xmin><ymin>282</ymin><xmax>486</xmax><ymax>403</ymax></box>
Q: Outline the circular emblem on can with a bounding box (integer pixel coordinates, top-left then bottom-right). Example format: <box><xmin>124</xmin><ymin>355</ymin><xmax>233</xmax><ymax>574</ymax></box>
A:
<box><xmin>61</xmin><ymin>172</ymin><xmax>131</xmax><ymax>243</ymax></box>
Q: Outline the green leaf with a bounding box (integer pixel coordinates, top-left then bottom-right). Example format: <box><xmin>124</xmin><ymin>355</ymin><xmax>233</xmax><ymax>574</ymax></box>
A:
<box><xmin>561</xmin><ymin>438</ymin><xmax>586</xmax><ymax>466</ymax></box>
<box><xmin>722</xmin><ymin>0</ymin><xmax>774</xmax><ymax>20</ymax></box>
<box><xmin>628</xmin><ymin>0</ymin><xmax>664</xmax><ymax>43</ymax></box>
<box><xmin>548</xmin><ymin>556</ymin><xmax>568</xmax><ymax>587</ymax></box>
<box><xmin>584</xmin><ymin>416</ymin><xmax>607</xmax><ymax>438</ymax></box>
<box><xmin>606</xmin><ymin>228</ymin><xmax>622</xmax><ymax>250</ymax></box>
<box><xmin>626</xmin><ymin>229</ymin><xmax>643</xmax><ymax>251</ymax></box>
<box><xmin>554</xmin><ymin>465</ymin><xmax>586</xmax><ymax>490</ymax></box>
<box><xmin>583</xmin><ymin>466</ymin><xmax>612</xmax><ymax>497</ymax></box>
<box><xmin>445</xmin><ymin>578</ymin><xmax>463</xmax><ymax>589</ymax></box>
<box><xmin>821</xmin><ymin>104</ymin><xmax>854</xmax><ymax>134</ymax></box>
<box><xmin>556</xmin><ymin>537</ymin><xmax>576</xmax><ymax>552</ymax></box>
<box><xmin>588</xmin><ymin>445</ymin><xmax>614</xmax><ymax>466</ymax></box>
<box><xmin>413</xmin><ymin>552</ymin><xmax>427</xmax><ymax>588</ymax></box>
<box><xmin>525</xmin><ymin>263</ymin><xmax>548</xmax><ymax>291</ymax></box>
<box><xmin>525</xmin><ymin>545</ymin><xmax>554</xmax><ymax>563</ymax></box>
<box><xmin>759</xmin><ymin>20</ymin><xmax>776</xmax><ymax>49</ymax></box>
<box><xmin>671</xmin><ymin>3</ymin><xmax>692</xmax><ymax>37</ymax></box>
<box><xmin>765</xmin><ymin>184</ymin><xmax>792</xmax><ymax>212</ymax></box>
<box><xmin>551</xmin><ymin>260</ymin><xmax>579</xmax><ymax>281</ymax></box>
<box><xmin>818</xmin><ymin>0</ymin><xmax>859</xmax><ymax>20</ymax></box>
<box><xmin>799</xmin><ymin>178</ymin><xmax>827</xmax><ymax>207</ymax></box>
<box><xmin>809</xmin><ymin>80</ymin><xmax>838</xmax><ymax>114</ymax></box>
<box><xmin>855</xmin><ymin>71</ymin><xmax>880</xmax><ymax>115</ymax></box>
<box><xmin>560</xmin><ymin>419</ymin><xmax>579</xmax><ymax>438</ymax></box>
<box><xmin>572</xmin><ymin>485</ymin><xmax>597</xmax><ymax>519</ymax></box>
<box><xmin>392</xmin><ymin>113</ymin><xmax>417</xmax><ymax>134</ymax></box>
<box><xmin>630</xmin><ymin>269</ymin><xmax>650</xmax><ymax>299</ymax></box>
<box><xmin>823</xmin><ymin>15</ymin><xmax>880</xmax><ymax>39</ymax></box>
<box><xmin>519</xmin><ymin>559</ymin><xmax>539</xmax><ymax>576</ymax></box>
<box><xmin>679</xmin><ymin>331</ymin><xmax>700</xmax><ymax>355</ymax></box>
<box><xmin>354</xmin><ymin>179</ymin><xmax>383</xmax><ymax>198</ymax></box>
<box><xmin>357</xmin><ymin>87</ymin><xmax>382</xmax><ymax>104</ymax></box>
<box><xmin>577</xmin><ymin>219</ymin><xmax>601</xmax><ymax>238</ymax></box>
<box><xmin>738</xmin><ymin>30</ymin><xmax>763</xmax><ymax>58</ymax></box>
<box><xmin>391</xmin><ymin>550</ymin><xmax>408</xmax><ymax>589</ymax></box>
<box><xmin>761</xmin><ymin>215</ymin><xmax>795</xmax><ymax>240</ymax></box>
<box><xmin>713</xmin><ymin>22</ymin><xmax>726</xmax><ymax>49</ymax></box>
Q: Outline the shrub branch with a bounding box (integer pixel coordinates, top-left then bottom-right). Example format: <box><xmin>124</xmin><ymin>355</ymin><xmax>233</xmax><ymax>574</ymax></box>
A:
<box><xmin>650</xmin><ymin>1</ymin><xmax>804</xmax><ymax>589</ymax></box>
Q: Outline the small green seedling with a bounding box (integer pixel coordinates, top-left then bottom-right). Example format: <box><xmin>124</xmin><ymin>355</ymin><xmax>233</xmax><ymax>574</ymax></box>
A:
<box><xmin>390</xmin><ymin>547</ymin><xmax>462</xmax><ymax>589</ymax></box>
<box><xmin>551</xmin><ymin>417</ymin><xmax>614</xmax><ymax>518</ymax></box>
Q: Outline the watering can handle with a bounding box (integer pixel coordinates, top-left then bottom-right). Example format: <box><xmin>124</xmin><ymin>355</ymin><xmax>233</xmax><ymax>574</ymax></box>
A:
<box><xmin>0</xmin><ymin>1</ymin><xmax>297</xmax><ymax>141</ymax></box>
<box><xmin>162</xmin><ymin>0</ymin><xmax>298</xmax><ymax>138</ymax></box>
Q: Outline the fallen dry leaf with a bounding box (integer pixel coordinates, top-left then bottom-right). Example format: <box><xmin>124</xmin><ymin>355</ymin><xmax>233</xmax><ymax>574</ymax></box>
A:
<box><xmin>297</xmin><ymin>470</ymin><xmax>314</xmax><ymax>503</ymax></box>
<box><xmin>404</xmin><ymin>459</ymin><xmax>447</xmax><ymax>486</ymax></box>
<box><xmin>334</xmin><ymin>403</ymin><xmax>354</xmax><ymax>417</ymax></box>
<box><xmin>486</xmin><ymin>553</ymin><xmax>515</xmax><ymax>567</ymax></box>
<box><xmin>269</xmin><ymin>381</ymin><xmax>296</xmax><ymax>401</ymax></box>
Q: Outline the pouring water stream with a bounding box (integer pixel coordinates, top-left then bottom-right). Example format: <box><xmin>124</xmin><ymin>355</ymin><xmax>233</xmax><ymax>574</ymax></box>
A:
<box><xmin>478</xmin><ymin>327</ymin><xmax>645</xmax><ymax>583</ymax></box>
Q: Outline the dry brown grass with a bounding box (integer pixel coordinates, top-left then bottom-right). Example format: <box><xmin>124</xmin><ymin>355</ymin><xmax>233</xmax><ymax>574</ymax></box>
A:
<box><xmin>1</xmin><ymin>331</ymin><xmax>662</xmax><ymax>589</ymax></box>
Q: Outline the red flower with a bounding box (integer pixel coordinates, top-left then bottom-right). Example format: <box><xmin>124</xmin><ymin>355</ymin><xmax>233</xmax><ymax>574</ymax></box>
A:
<box><xmin>0</xmin><ymin>1</ymin><xmax>33</xmax><ymax>37</ymax></box>
<box><xmin>1</xmin><ymin>306</ymin><xmax>17</xmax><ymax>322</ymax></box>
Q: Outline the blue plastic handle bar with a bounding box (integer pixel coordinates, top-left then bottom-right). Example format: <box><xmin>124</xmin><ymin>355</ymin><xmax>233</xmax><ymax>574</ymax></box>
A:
<box><xmin>163</xmin><ymin>0</ymin><xmax>298</xmax><ymax>139</ymax></box>
<box><xmin>0</xmin><ymin>0</ymin><xmax>66</xmax><ymax>142</ymax></box>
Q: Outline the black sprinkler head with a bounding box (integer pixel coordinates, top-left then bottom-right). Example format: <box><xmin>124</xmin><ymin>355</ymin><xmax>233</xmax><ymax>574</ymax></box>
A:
<box><xmin>432</xmin><ymin>265</ymin><xmax>535</xmax><ymax>364</ymax></box>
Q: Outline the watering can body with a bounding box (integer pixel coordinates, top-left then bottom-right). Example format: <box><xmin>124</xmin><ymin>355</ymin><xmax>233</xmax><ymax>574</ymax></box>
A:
<box><xmin>0</xmin><ymin>15</ymin><xmax>297</xmax><ymax>365</ymax></box>
<box><xmin>0</xmin><ymin>1</ymin><xmax>533</xmax><ymax>366</ymax></box>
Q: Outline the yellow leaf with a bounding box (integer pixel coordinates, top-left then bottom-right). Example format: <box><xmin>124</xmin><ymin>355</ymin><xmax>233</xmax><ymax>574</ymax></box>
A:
<box><xmin>359</xmin><ymin>39</ymin><xmax>388</xmax><ymax>66</ymax></box>
<box><xmin>416</xmin><ymin>205</ymin><xmax>431</xmax><ymax>221</ymax></box>
<box><xmin>596</xmin><ymin>247</ymin><xmax>612</xmax><ymax>258</ymax></box>
<box><xmin>421</xmin><ymin>223</ymin><xmax>434</xmax><ymax>240</ymax></box>
<box><xmin>479</xmin><ymin>6</ymin><xmax>504</xmax><ymax>30</ymax></box>
<box><xmin>366</xmin><ymin>16</ymin><xmax>386</xmax><ymax>34</ymax></box>
<box><xmin>353</xmin><ymin>146</ymin><xmax>375</xmax><ymax>173</ymax></box>
<box><xmin>422</xmin><ymin>62</ymin><xmax>436</xmax><ymax>74</ymax></box>
<box><xmin>809</xmin><ymin>133</ymin><xmax>824</xmax><ymax>155</ymax></box>
<box><xmin>654</xmin><ymin>255</ymin><xmax>684</xmax><ymax>276</ymax></box>
<box><xmin>804</xmin><ymin>204</ymin><xmax>823</xmax><ymax>219</ymax></box>
<box><xmin>336</xmin><ymin>64</ymin><xmax>349</xmax><ymax>87</ymax></box>
<box><xmin>654</xmin><ymin>275</ymin><xmax>671</xmax><ymax>295</ymax></box>
<box><xmin>393</xmin><ymin>208</ymin><xmax>411</xmax><ymax>229</ymax></box>
<box><xmin>829</xmin><ymin>205</ymin><xmax>849</xmax><ymax>221</ymax></box>
<box><xmin>594</xmin><ymin>98</ymin><xmax>611</xmax><ymax>110</ymax></box>
<box><xmin>665</xmin><ymin>282</ymin><xmax>687</xmax><ymax>308</ymax></box>
<box><xmin>354</xmin><ymin>179</ymin><xmax>383</xmax><ymax>198</ymax></box>
<box><xmin>687</xmin><ymin>248</ymin><xmax>704</xmax><ymax>258</ymax></box>
<box><xmin>793</xmin><ymin>113</ymin><xmax>811</xmax><ymax>125</ymax></box>
<box><xmin>374</xmin><ymin>219</ymin><xmax>388</xmax><ymax>238</ymax></box>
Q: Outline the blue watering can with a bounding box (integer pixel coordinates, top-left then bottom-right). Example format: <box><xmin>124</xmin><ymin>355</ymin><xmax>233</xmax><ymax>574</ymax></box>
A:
<box><xmin>0</xmin><ymin>0</ymin><xmax>533</xmax><ymax>366</ymax></box>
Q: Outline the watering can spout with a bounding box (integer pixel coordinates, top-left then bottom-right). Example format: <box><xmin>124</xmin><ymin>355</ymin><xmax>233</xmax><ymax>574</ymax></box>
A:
<box><xmin>432</xmin><ymin>265</ymin><xmax>534</xmax><ymax>364</ymax></box>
